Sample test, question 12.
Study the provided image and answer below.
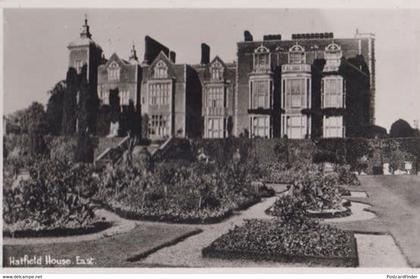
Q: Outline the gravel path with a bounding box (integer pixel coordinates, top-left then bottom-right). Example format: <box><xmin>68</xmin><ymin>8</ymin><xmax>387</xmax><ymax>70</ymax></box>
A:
<box><xmin>322</xmin><ymin>201</ymin><xmax>376</xmax><ymax>224</ymax></box>
<box><xmin>141</xmin><ymin>195</ymin><xmax>408</xmax><ymax>268</ymax></box>
<box><xmin>355</xmin><ymin>234</ymin><xmax>409</xmax><ymax>267</ymax></box>
<box><xmin>140</xmin><ymin>196</ymin><xmax>304</xmax><ymax>267</ymax></box>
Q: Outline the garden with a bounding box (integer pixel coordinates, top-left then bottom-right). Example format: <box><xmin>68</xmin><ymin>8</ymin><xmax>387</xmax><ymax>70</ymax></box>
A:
<box><xmin>202</xmin><ymin>162</ymin><xmax>360</xmax><ymax>267</ymax></box>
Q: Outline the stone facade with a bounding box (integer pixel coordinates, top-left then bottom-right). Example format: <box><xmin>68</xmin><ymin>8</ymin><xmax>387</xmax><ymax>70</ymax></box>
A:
<box><xmin>66</xmin><ymin>19</ymin><xmax>375</xmax><ymax>140</ymax></box>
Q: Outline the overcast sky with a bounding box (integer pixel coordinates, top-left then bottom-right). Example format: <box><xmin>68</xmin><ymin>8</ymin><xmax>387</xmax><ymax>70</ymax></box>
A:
<box><xmin>3</xmin><ymin>8</ymin><xmax>420</xmax><ymax>130</ymax></box>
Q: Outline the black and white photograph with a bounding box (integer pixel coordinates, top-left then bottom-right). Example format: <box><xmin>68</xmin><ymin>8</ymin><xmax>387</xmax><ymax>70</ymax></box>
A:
<box><xmin>1</xmin><ymin>1</ymin><xmax>420</xmax><ymax>276</ymax></box>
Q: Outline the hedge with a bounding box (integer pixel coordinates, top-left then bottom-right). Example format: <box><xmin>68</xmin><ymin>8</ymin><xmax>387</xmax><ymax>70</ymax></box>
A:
<box><xmin>169</xmin><ymin>137</ymin><xmax>420</xmax><ymax>174</ymax></box>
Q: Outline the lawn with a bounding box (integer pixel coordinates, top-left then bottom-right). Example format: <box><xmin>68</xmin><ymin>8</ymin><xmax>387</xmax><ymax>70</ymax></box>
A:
<box><xmin>3</xmin><ymin>223</ymin><xmax>201</xmax><ymax>267</ymax></box>
<box><xmin>333</xmin><ymin>175</ymin><xmax>420</xmax><ymax>267</ymax></box>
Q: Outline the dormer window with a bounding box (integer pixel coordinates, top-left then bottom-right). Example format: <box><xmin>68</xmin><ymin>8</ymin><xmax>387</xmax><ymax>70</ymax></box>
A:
<box><xmin>108</xmin><ymin>62</ymin><xmax>120</xmax><ymax>81</ymax></box>
<box><xmin>210</xmin><ymin>60</ymin><xmax>224</xmax><ymax>81</ymax></box>
<box><xmin>324</xmin><ymin>42</ymin><xmax>342</xmax><ymax>72</ymax></box>
<box><xmin>154</xmin><ymin>60</ymin><xmax>168</xmax><ymax>79</ymax></box>
<box><xmin>253</xmin><ymin>45</ymin><xmax>271</xmax><ymax>72</ymax></box>
<box><xmin>289</xmin><ymin>43</ymin><xmax>306</xmax><ymax>64</ymax></box>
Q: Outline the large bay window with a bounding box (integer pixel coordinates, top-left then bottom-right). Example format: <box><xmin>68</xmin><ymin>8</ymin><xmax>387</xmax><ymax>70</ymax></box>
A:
<box><xmin>322</xmin><ymin>77</ymin><xmax>344</xmax><ymax>108</ymax></box>
<box><xmin>323</xmin><ymin>116</ymin><xmax>344</xmax><ymax>138</ymax></box>
<box><xmin>149</xmin><ymin>114</ymin><xmax>170</xmax><ymax>137</ymax></box>
<box><xmin>249</xmin><ymin>79</ymin><xmax>272</xmax><ymax>109</ymax></box>
<box><xmin>324</xmin><ymin>43</ymin><xmax>342</xmax><ymax>72</ymax></box>
<box><xmin>108</xmin><ymin>62</ymin><xmax>120</xmax><ymax>81</ymax></box>
<box><xmin>148</xmin><ymin>82</ymin><xmax>171</xmax><ymax>106</ymax></box>
<box><xmin>288</xmin><ymin>44</ymin><xmax>306</xmax><ymax>64</ymax></box>
<box><xmin>283</xmin><ymin>78</ymin><xmax>310</xmax><ymax>109</ymax></box>
<box><xmin>210</xmin><ymin>60</ymin><xmax>224</xmax><ymax>81</ymax></box>
<box><xmin>207</xmin><ymin>86</ymin><xmax>225</xmax><ymax>108</ymax></box>
<box><xmin>207</xmin><ymin>117</ymin><xmax>225</xmax><ymax>138</ymax></box>
<box><xmin>120</xmin><ymin>91</ymin><xmax>130</xmax><ymax>105</ymax></box>
<box><xmin>154</xmin><ymin>60</ymin><xmax>168</xmax><ymax>79</ymax></box>
<box><xmin>250</xmin><ymin>115</ymin><xmax>271</xmax><ymax>138</ymax></box>
<box><xmin>285</xmin><ymin>115</ymin><xmax>308</xmax><ymax>139</ymax></box>
<box><xmin>253</xmin><ymin>45</ymin><xmax>271</xmax><ymax>72</ymax></box>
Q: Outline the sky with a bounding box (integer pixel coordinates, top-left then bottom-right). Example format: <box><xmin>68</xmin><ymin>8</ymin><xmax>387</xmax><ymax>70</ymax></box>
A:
<box><xmin>3</xmin><ymin>8</ymin><xmax>420</xmax><ymax>131</ymax></box>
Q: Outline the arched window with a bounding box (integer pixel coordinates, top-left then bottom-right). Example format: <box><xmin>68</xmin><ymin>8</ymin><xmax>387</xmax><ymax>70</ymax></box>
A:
<box><xmin>154</xmin><ymin>60</ymin><xmax>168</xmax><ymax>79</ymax></box>
<box><xmin>324</xmin><ymin>42</ymin><xmax>342</xmax><ymax>72</ymax></box>
<box><xmin>108</xmin><ymin>62</ymin><xmax>120</xmax><ymax>81</ymax></box>
<box><xmin>253</xmin><ymin>45</ymin><xmax>270</xmax><ymax>72</ymax></box>
<box><xmin>210</xmin><ymin>60</ymin><xmax>224</xmax><ymax>81</ymax></box>
<box><xmin>288</xmin><ymin>43</ymin><xmax>306</xmax><ymax>64</ymax></box>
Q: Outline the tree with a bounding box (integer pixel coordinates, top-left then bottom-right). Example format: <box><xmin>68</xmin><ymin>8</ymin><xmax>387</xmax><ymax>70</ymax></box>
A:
<box><xmin>19</xmin><ymin>102</ymin><xmax>48</xmax><ymax>135</ymax></box>
<box><xmin>62</xmin><ymin>68</ymin><xmax>78</xmax><ymax>135</ymax></box>
<box><xmin>390</xmin><ymin>119</ymin><xmax>414</xmax><ymax>138</ymax></box>
<box><xmin>45</xmin><ymin>80</ymin><xmax>66</xmax><ymax>135</ymax></box>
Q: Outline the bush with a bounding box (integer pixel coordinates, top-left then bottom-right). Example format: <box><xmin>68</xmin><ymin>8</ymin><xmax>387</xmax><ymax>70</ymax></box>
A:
<box><xmin>96</xmin><ymin>159</ymin><xmax>271</xmax><ymax>223</ymax></box>
<box><xmin>3</xmin><ymin>158</ymin><xmax>100</xmax><ymax>235</ymax></box>
<box><xmin>335</xmin><ymin>165</ymin><xmax>360</xmax><ymax>186</ymax></box>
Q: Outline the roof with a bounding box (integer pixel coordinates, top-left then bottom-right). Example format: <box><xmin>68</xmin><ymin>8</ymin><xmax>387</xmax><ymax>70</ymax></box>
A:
<box><xmin>68</xmin><ymin>37</ymin><xmax>102</xmax><ymax>50</ymax></box>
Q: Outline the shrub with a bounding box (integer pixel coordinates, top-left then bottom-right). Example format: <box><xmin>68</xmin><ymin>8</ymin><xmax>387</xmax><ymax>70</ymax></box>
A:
<box><xmin>3</xmin><ymin>158</ymin><xmax>100</xmax><ymax>235</ymax></box>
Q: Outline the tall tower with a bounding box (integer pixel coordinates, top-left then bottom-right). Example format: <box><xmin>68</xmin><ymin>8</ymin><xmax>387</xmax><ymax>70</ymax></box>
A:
<box><xmin>67</xmin><ymin>15</ymin><xmax>103</xmax><ymax>82</ymax></box>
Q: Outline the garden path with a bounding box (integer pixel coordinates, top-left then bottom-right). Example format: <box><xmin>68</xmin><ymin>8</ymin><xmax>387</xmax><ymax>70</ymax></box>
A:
<box><xmin>141</xmin><ymin>196</ymin><xmax>308</xmax><ymax>267</ymax></box>
<box><xmin>140</xmin><ymin>190</ymin><xmax>408</xmax><ymax>268</ymax></box>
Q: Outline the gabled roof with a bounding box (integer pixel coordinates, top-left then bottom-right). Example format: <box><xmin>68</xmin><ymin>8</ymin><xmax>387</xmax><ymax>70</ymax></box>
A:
<box><xmin>209</xmin><ymin>56</ymin><xmax>227</xmax><ymax>68</ymax></box>
<box><xmin>103</xmin><ymin>53</ymin><xmax>130</xmax><ymax>68</ymax></box>
<box><xmin>149</xmin><ymin>51</ymin><xmax>174</xmax><ymax>68</ymax></box>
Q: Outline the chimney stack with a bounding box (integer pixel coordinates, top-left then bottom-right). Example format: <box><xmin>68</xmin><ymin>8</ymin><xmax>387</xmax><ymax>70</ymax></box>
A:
<box><xmin>244</xmin><ymin>30</ymin><xmax>253</xmax><ymax>42</ymax></box>
<box><xmin>201</xmin><ymin>43</ymin><xmax>210</xmax><ymax>64</ymax></box>
<box><xmin>143</xmin><ymin>35</ymin><xmax>170</xmax><ymax>65</ymax></box>
<box><xmin>169</xmin><ymin>51</ymin><xmax>176</xmax><ymax>63</ymax></box>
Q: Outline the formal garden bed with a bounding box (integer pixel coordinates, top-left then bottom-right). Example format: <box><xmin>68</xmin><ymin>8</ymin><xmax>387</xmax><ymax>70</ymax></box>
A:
<box><xmin>95</xmin><ymin>158</ymin><xmax>272</xmax><ymax>224</ymax></box>
<box><xmin>3</xmin><ymin>159</ymin><xmax>107</xmax><ymax>238</ymax></box>
<box><xmin>202</xmin><ymin>219</ymin><xmax>358</xmax><ymax>267</ymax></box>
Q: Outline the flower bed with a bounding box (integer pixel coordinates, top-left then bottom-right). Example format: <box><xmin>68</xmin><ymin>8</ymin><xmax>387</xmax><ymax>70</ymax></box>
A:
<box><xmin>3</xmin><ymin>158</ymin><xmax>100</xmax><ymax>237</ymax></box>
<box><xmin>3</xmin><ymin>221</ymin><xmax>111</xmax><ymax>238</ymax></box>
<box><xmin>103</xmin><ymin>202</ymin><xmax>233</xmax><ymax>224</ymax></box>
<box><xmin>202</xmin><ymin>219</ymin><xmax>358</xmax><ymax>267</ymax></box>
<box><xmin>96</xmin><ymin>160</ymin><xmax>272</xmax><ymax>224</ymax></box>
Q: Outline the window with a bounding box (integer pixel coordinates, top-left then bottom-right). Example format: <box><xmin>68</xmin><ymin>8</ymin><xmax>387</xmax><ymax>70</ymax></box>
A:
<box><xmin>207</xmin><ymin>87</ymin><xmax>224</xmax><ymax>108</ymax></box>
<box><xmin>323</xmin><ymin>116</ymin><xmax>343</xmax><ymax>138</ymax></box>
<box><xmin>74</xmin><ymin>60</ymin><xmax>83</xmax><ymax>74</ymax></box>
<box><xmin>250</xmin><ymin>116</ymin><xmax>270</xmax><ymax>138</ymax></box>
<box><xmin>285</xmin><ymin>79</ymin><xmax>306</xmax><ymax>108</ymax></box>
<box><xmin>211</xmin><ymin>60</ymin><xmax>224</xmax><ymax>81</ymax></box>
<box><xmin>154</xmin><ymin>60</ymin><xmax>168</xmax><ymax>79</ymax></box>
<box><xmin>101</xmin><ymin>91</ymin><xmax>110</xmax><ymax>105</ymax></box>
<box><xmin>207</xmin><ymin>117</ymin><xmax>224</xmax><ymax>138</ymax></box>
<box><xmin>250</xmin><ymin>79</ymin><xmax>272</xmax><ymax>109</ymax></box>
<box><xmin>120</xmin><ymin>91</ymin><xmax>130</xmax><ymax>105</ymax></box>
<box><xmin>148</xmin><ymin>82</ymin><xmax>171</xmax><ymax>105</ymax></box>
<box><xmin>324</xmin><ymin>42</ymin><xmax>342</xmax><ymax>72</ymax></box>
<box><xmin>149</xmin><ymin>114</ymin><xmax>169</xmax><ymax>137</ymax></box>
<box><xmin>253</xmin><ymin>45</ymin><xmax>270</xmax><ymax>72</ymax></box>
<box><xmin>288</xmin><ymin>44</ymin><xmax>305</xmax><ymax>64</ymax></box>
<box><xmin>108</xmin><ymin>62</ymin><xmax>120</xmax><ymax>81</ymax></box>
<box><xmin>322</xmin><ymin>77</ymin><xmax>343</xmax><ymax>108</ymax></box>
<box><xmin>287</xmin><ymin>115</ymin><xmax>306</xmax><ymax>139</ymax></box>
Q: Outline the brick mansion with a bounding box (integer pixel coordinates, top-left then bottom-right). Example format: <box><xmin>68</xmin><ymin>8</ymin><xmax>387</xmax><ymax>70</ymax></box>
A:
<box><xmin>67</xmin><ymin>18</ymin><xmax>376</xmax><ymax>140</ymax></box>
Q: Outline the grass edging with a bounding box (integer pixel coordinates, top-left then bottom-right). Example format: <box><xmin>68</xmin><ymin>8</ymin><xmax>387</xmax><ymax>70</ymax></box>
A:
<box><xmin>126</xmin><ymin>228</ymin><xmax>203</xmax><ymax>262</ymax></box>
<box><xmin>202</xmin><ymin>233</ymin><xmax>359</xmax><ymax>267</ymax></box>
<box><xmin>3</xmin><ymin>221</ymin><xmax>113</xmax><ymax>238</ymax></box>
